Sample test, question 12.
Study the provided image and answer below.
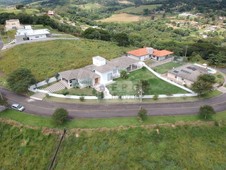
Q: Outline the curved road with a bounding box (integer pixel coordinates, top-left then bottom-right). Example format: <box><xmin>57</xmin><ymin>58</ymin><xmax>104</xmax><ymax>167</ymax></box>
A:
<box><xmin>1</xmin><ymin>87</ymin><xmax>226</xmax><ymax>118</ymax></box>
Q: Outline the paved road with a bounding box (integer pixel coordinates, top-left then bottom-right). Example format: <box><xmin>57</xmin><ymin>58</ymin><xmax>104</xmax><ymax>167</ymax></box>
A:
<box><xmin>1</xmin><ymin>87</ymin><xmax>226</xmax><ymax>118</ymax></box>
<box><xmin>2</xmin><ymin>37</ymin><xmax>79</xmax><ymax>51</ymax></box>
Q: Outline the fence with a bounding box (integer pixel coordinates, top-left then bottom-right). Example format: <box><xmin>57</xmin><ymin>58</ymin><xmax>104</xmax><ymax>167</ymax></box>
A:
<box><xmin>149</xmin><ymin>57</ymin><xmax>174</xmax><ymax>68</ymax></box>
<box><xmin>28</xmin><ymin>63</ymin><xmax>197</xmax><ymax>100</ymax></box>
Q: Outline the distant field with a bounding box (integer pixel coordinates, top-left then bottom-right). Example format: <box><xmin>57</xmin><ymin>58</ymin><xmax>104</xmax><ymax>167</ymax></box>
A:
<box><xmin>0</xmin><ymin>122</ymin><xmax>57</xmax><ymax>169</ymax></box>
<box><xmin>117</xmin><ymin>4</ymin><xmax>161</xmax><ymax>15</ymax></box>
<box><xmin>78</xmin><ymin>3</ymin><xmax>103</xmax><ymax>10</ymax></box>
<box><xmin>98</xmin><ymin>13</ymin><xmax>147</xmax><ymax>23</ymax></box>
<box><xmin>56</xmin><ymin>125</ymin><xmax>226</xmax><ymax>169</ymax></box>
<box><xmin>0</xmin><ymin>8</ymin><xmax>39</xmax><ymax>14</ymax></box>
<box><xmin>0</xmin><ymin>39</ymin><xmax>132</xmax><ymax>80</ymax></box>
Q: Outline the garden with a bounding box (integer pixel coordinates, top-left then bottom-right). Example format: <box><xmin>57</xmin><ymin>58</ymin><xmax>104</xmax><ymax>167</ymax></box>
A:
<box><xmin>107</xmin><ymin>67</ymin><xmax>187</xmax><ymax>96</ymax></box>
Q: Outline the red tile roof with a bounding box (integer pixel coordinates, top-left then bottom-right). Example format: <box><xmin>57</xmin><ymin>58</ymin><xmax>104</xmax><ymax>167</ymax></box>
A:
<box><xmin>153</xmin><ymin>50</ymin><xmax>174</xmax><ymax>57</ymax></box>
<box><xmin>127</xmin><ymin>48</ymin><xmax>148</xmax><ymax>57</ymax></box>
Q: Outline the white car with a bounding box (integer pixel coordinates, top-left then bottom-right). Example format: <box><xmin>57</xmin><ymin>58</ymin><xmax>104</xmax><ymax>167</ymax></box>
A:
<box><xmin>11</xmin><ymin>104</ymin><xmax>25</xmax><ymax>112</ymax></box>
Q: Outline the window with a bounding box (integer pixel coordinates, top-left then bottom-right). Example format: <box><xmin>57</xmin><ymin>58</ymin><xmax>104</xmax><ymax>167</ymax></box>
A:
<box><xmin>107</xmin><ymin>73</ymin><xmax>113</xmax><ymax>81</ymax></box>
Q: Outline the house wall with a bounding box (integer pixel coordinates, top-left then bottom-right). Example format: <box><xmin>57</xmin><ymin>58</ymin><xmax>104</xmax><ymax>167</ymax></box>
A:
<box><xmin>5</xmin><ymin>21</ymin><xmax>21</xmax><ymax>31</ymax></box>
<box><xmin>127</xmin><ymin>54</ymin><xmax>149</xmax><ymax>61</ymax></box>
<box><xmin>28</xmin><ymin>34</ymin><xmax>47</xmax><ymax>40</ymax></box>
<box><xmin>95</xmin><ymin>70</ymin><xmax>114</xmax><ymax>85</ymax></box>
<box><xmin>167</xmin><ymin>73</ymin><xmax>193</xmax><ymax>87</ymax></box>
<box><xmin>152</xmin><ymin>56</ymin><xmax>166</xmax><ymax>61</ymax></box>
<box><xmin>15</xmin><ymin>35</ymin><xmax>25</xmax><ymax>42</ymax></box>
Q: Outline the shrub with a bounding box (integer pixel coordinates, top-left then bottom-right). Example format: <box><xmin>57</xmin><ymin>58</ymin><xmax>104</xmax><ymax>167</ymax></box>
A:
<box><xmin>0</xmin><ymin>93</ymin><xmax>8</xmax><ymax>106</ymax></box>
<box><xmin>153</xmin><ymin>94</ymin><xmax>159</xmax><ymax>100</ymax></box>
<box><xmin>62</xmin><ymin>89</ymin><xmax>69</xmax><ymax>96</ymax></box>
<box><xmin>199</xmin><ymin>105</ymin><xmax>216</xmax><ymax>120</ymax></box>
<box><xmin>120</xmin><ymin>70</ymin><xmax>128</xmax><ymax>79</ymax></box>
<box><xmin>92</xmin><ymin>89</ymin><xmax>97</xmax><ymax>96</ymax></box>
<box><xmin>80</xmin><ymin>96</ymin><xmax>85</xmax><ymax>102</ymax></box>
<box><xmin>52</xmin><ymin>108</ymin><xmax>69</xmax><ymax>125</ymax></box>
<box><xmin>97</xmin><ymin>92</ymin><xmax>104</xmax><ymax>99</ymax></box>
<box><xmin>138</xmin><ymin>107</ymin><xmax>148</xmax><ymax>121</ymax></box>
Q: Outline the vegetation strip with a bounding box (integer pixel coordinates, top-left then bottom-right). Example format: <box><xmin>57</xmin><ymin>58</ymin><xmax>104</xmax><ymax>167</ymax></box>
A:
<box><xmin>48</xmin><ymin>129</ymin><xmax>67</xmax><ymax>170</ymax></box>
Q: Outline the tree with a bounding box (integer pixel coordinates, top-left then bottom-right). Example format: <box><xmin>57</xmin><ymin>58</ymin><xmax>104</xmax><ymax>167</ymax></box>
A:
<box><xmin>143</xmin><ymin>9</ymin><xmax>150</xmax><ymax>16</ymax></box>
<box><xmin>52</xmin><ymin>108</ymin><xmax>69</xmax><ymax>125</ymax></box>
<box><xmin>7</xmin><ymin>68</ymin><xmax>36</xmax><ymax>93</ymax></box>
<box><xmin>120</xmin><ymin>70</ymin><xmax>128</xmax><ymax>79</ymax></box>
<box><xmin>192</xmin><ymin>74</ymin><xmax>215</xmax><ymax>96</ymax></box>
<box><xmin>113</xmin><ymin>33</ymin><xmax>130</xmax><ymax>46</ymax></box>
<box><xmin>199</xmin><ymin>105</ymin><xmax>215</xmax><ymax>120</ymax></box>
<box><xmin>138</xmin><ymin>107</ymin><xmax>148</xmax><ymax>121</ymax></box>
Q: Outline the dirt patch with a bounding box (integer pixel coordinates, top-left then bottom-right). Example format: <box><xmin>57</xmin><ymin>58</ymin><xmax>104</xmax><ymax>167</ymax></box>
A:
<box><xmin>0</xmin><ymin>118</ymin><xmax>62</xmax><ymax>135</ymax></box>
<box><xmin>0</xmin><ymin>71</ymin><xmax>5</xmax><ymax>77</ymax></box>
<box><xmin>97</xmin><ymin>13</ymin><xmax>148</xmax><ymax>23</ymax></box>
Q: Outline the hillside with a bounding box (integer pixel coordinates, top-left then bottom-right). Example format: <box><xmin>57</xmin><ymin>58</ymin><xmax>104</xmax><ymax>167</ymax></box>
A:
<box><xmin>0</xmin><ymin>39</ymin><xmax>132</xmax><ymax>80</ymax></box>
<box><xmin>1</xmin><ymin>120</ymin><xmax>226</xmax><ymax>169</ymax></box>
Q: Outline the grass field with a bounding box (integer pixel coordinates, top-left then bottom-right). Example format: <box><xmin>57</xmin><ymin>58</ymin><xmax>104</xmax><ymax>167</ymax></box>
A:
<box><xmin>108</xmin><ymin>67</ymin><xmax>186</xmax><ymax>95</ymax></box>
<box><xmin>78</xmin><ymin>3</ymin><xmax>103</xmax><ymax>10</ymax></box>
<box><xmin>0</xmin><ymin>8</ymin><xmax>39</xmax><ymax>14</ymax></box>
<box><xmin>2</xmin><ymin>114</ymin><xmax>226</xmax><ymax>169</ymax></box>
<box><xmin>0</xmin><ymin>39</ymin><xmax>132</xmax><ymax>81</ymax></box>
<box><xmin>117</xmin><ymin>4</ymin><xmax>161</xmax><ymax>15</ymax></box>
<box><xmin>55</xmin><ymin>125</ymin><xmax>226</xmax><ymax>169</ymax></box>
<box><xmin>1</xmin><ymin>108</ymin><xmax>226</xmax><ymax>129</ymax></box>
<box><xmin>0</xmin><ymin>122</ymin><xmax>58</xmax><ymax>169</ymax></box>
<box><xmin>98</xmin><ymin>13</ymin><xmax>147</xmax><ymax>23</ymax></box>
<box><xmin>153</xmin><ymin>61</ymin><xmax>183</xmax><ymax>74</ymax></box>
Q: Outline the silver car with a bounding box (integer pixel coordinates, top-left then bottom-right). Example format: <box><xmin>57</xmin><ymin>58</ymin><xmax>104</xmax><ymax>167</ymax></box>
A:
<box><xmin>11</xmin><ymin>104</ymin><xmax>25</xmax><ymax>112</ymax></box>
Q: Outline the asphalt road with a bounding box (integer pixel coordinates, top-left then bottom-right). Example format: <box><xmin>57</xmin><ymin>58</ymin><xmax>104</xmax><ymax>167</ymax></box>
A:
<box><xmin>1</xmin><ymin>87</ymin><xmax>226</xmax><ymax>118</ymax></box>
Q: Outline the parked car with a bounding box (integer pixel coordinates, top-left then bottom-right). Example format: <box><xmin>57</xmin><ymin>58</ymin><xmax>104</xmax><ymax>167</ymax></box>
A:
<box><xmin>11</xmin><ymin>104</ymin><xmax>25</xmax><ymax>112</ymax></box>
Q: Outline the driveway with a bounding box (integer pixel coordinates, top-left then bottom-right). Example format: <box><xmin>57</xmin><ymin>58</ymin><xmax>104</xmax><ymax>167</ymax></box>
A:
<box><xmin>1</xmin><ymin>87</ymin><xmax>226</xmax><ymax>118</ymax></box>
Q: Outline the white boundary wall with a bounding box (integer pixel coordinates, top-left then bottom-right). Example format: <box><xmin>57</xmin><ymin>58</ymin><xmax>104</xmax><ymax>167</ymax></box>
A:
<box><xmin>28</xmin><ymin>63</ymin><xmax>197</xmax><ymax>100</ymax></box>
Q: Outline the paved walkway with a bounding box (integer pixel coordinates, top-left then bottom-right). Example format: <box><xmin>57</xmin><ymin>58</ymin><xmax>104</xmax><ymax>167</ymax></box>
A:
<box><xmin>30</xmin><ymin>82</ymin><xmax>66</xmax><ymax>100</ymax></box>
<box><xmin>43</xmin><ymin>81</ymin><xmax>66</xmax><ymax>93</ymax></box>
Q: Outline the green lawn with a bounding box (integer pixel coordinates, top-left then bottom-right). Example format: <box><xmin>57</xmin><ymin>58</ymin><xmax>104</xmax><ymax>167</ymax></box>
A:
<box><xmin>0</xmin><ymin>122</ymin><xmax>57</xmax><ymax>169</ymax></box>
<box><xmin>56</xmin><ymin>125</ymin><xmax>226</xmax><ymax>170</ymax></box>
<box><xmin>0</xmin><ymin>39</ymin><xmax>132</xmax><ymax>81</ymax></box>
<box><xmin>117</xmin><ymin>4</ymin><xmax>161</xmax><ymax>15</ymax></box>
<box><xmin>57</xmin><ymin>87</ymin><xmax>94</xmax><ymax>96</ymax></box>
<box><xmin>1</xmin><ymin>109</ymin><xmax>226</xmax><ymax>129</ymax></box>
<box><xmin>108</xmin><ymin>67</ymin><xmax>187</xmax><ymax>95</ymax></box>
<box><xmin>153</xmin><ymin>61</ymin><xmax>183</xmax><ymax>74</ymax></box>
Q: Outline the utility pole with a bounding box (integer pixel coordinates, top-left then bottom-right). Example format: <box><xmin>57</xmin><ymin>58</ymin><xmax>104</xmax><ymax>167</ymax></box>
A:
<box><xmin>184</xmin><ymin>45</ymin><xmax>188</xmax><ymax>62</ymax></box>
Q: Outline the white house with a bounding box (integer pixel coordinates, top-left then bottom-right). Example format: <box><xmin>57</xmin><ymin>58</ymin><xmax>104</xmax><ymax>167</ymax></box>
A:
<box><xmin>127</xmin><ymin>47</ymin><xmax>174</xmax><ymax>61</ymax></box>
<box><xmin>59</xmin><ymin>56</ymin><xmax>140</xmax><ymax>88</ymax></box>
<box><xmin>15</xmin><ymin>25</ymin><xmax>51</xmax><ymax>42</ymax></box>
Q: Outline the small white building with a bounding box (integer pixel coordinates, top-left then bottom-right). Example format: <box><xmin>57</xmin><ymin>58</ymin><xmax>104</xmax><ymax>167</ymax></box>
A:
<box><xmin>47</xmin><ymin>10</ymin><xmax>54</xmax><ymax>16</ymax></box>
<box><xmin>15</xmin><ymin>25</ymin><xmax>51</xmax><ymax>42</ymax></box>
<box><xmin>5</xmin><ymin>19</ymin><xmax>23</xmax><ymax>31</ymax></box>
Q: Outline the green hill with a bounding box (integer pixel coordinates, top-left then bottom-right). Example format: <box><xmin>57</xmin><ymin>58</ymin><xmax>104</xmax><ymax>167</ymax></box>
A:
<box><xmin>0</xmin><ymin>39</ymin><xmax>132</xmax><ymax>80</ymax></box>
<box><xmin>1</xmin><ymin>120</ymin><xmax>226</xmax><ymax>169</ymax></box>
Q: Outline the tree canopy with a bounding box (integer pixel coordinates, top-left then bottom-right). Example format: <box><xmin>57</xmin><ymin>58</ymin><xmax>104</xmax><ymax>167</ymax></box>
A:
<box><xmin>7</xmin><ymin>68</ymin><xmax>36</xmax><ymax>93</ymax></box>
<box><xmin>192</xmin><ymin>74</ymin><xmax>215</xmax><ymax>96</ymax></box>
<box><xmin>52</xmin><ymin>108</ymin><xmax>69</xmax><ymax>125</ymax></box>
